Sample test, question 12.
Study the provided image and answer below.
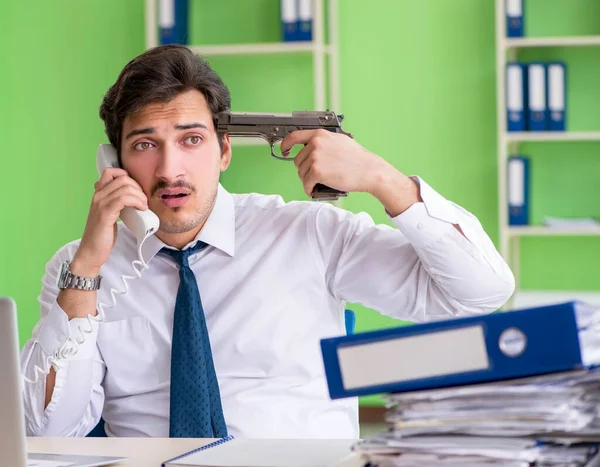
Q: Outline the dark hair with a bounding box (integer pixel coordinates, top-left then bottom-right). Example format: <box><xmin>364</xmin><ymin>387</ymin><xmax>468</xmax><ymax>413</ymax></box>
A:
<box><xmin>99</xmin><ymin>45</ymin><xmax>231</xmax><ymax>161</ymax></box>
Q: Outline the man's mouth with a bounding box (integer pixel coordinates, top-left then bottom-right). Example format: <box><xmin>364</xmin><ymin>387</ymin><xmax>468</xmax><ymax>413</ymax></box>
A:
<box><xmin>156</xmin><ymin>188</ymin><xmax>192</xmax><ymax>208</ymax></box>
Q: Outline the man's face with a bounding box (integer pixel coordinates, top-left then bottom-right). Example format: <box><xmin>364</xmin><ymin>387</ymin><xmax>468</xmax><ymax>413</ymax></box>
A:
<box><xmin>120</xmin><ymin>89</ymin><xmax>231</xmax><ymax>235</ymax></box>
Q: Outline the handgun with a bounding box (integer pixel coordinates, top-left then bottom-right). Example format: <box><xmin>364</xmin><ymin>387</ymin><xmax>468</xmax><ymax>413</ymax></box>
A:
<box><xmin>216</xmin><ymin>110</ymin><xmax>352</xmax><ymax>201</ymax></box>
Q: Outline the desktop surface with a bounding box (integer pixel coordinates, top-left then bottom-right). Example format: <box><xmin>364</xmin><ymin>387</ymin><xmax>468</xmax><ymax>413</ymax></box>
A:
<box><xmin>26</xmin><ymin>437</ymin><xmax>363</xmax><ymax>467</ymax></box>
<box><xmin>27</xmin><ymin>437</ymin><xmax>214</xmax><ymax>467</ymax></box>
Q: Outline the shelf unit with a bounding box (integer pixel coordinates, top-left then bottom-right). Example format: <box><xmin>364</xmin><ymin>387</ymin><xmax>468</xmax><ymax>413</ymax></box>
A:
<box><xmin>144</xmin><ymin>0</ymin><xmax>341</xmax><ymax>148</ymax></box>
<box><xmin>495</xmin><ymin>0</ymin><xmax>600</xmax><ymax>306</ymax></box>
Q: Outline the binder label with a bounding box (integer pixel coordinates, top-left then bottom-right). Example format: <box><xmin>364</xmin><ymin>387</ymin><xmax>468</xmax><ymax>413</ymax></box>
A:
<box><xmin>337</xmin><ymin>326</ymin><xmax>489</xmax><ymax>390</ymax></box>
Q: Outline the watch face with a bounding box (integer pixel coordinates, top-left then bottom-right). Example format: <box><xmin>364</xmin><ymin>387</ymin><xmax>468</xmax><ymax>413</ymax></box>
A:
<box><xmin>56</xmin><ymin>261</ymin><xmax>68</xmax><ymax>289</ymax></box>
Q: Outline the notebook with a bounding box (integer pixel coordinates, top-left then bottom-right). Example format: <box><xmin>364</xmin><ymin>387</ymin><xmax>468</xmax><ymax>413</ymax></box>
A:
<box><xmin>161</xmin><ymin>437</ymin><xmax>361</xmax><ymax>467</ymax></box>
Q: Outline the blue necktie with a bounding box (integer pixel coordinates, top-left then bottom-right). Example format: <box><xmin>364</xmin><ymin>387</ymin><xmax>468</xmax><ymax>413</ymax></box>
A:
<box><xmin>160</xmin><ymin>241</ymin><xmax>228</xmax><ymax>438</ymax></box>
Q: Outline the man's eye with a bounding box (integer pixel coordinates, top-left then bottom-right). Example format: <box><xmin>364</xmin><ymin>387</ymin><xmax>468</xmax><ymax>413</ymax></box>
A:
<box><xmin>134</xmin><ymin>142</ymin><xmax>153</xmax><ymax>151</ymax></box>
<box><xmin>185</xmin><ymin>136</ymin><xmax>202</xmax><ymax>146</ymax></box>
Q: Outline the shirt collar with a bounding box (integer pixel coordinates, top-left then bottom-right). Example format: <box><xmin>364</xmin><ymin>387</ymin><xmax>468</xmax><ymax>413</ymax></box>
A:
<box><xmin>139</xmin><ymin>183</ymin><xmax>236</xmax><ymax>263</ymax></box>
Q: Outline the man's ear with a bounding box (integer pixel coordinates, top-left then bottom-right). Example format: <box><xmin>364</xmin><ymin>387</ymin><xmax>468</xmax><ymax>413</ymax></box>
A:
<box><xmin>220</xmin><ymin>133</ymin><xmax>232</xmax><ymax>172</ymax></box>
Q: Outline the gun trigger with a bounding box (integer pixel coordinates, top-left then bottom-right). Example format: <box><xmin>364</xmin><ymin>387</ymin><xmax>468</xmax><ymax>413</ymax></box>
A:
<box><xmin>270</xmin><ymin>143</ymin><xmax>294</xmax><ymax>161</ymax></box>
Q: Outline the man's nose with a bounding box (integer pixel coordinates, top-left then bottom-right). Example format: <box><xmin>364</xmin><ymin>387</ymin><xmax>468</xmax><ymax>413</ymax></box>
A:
<box><xmin>154</xmin><ymin>144</ymin><xmax>185</xmax><ymax>182</ymax></box>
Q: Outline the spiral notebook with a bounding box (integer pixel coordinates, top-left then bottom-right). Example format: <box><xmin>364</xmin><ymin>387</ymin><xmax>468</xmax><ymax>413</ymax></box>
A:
<box><xmin>161</xmin><ymin>437</ymin><xmax>360</xmax><ymax>467</ymax></box>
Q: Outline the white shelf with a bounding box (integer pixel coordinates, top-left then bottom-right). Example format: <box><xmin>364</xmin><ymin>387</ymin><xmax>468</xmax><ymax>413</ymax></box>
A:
<box><xmin>510</xmin><ymin>290</ymin><xmax>600</xmax><ymax>309</ymax></box>
<box><xmin>506</xmin><ymin>35</ymin><xmax>600</xmax><ymax>49</ymax></box>
<box><xmin>187</xmin><ymin>42</ymin><xmax>332</xmax><ymax>57</ymax></box>
<box><xmin>505</xmin><ymin>131</ymin><xmax>600</xmax><ymax>143</ymax></box>
<box><xmin>507</xmin><ymin>226</ymin><xmax>600</xmax><ymax>237</ymax></box>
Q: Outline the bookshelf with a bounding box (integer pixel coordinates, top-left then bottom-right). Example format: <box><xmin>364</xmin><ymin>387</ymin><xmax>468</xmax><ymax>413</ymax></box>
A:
<box><xmin>495</xmin><ymin>0</ymin><xmax>600</xmax><ymax>307</ymax></box>
<box><xmin>143</xmin><ymin>0</ymin><xmax>341</xmax><ymax>148</ymax></box>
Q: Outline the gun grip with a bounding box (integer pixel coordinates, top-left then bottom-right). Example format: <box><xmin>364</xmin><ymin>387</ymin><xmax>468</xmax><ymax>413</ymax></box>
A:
<box><xmin>311</xmin><ymin>183</ymin><xmax>348</xmax><ymax>201</ymax></box>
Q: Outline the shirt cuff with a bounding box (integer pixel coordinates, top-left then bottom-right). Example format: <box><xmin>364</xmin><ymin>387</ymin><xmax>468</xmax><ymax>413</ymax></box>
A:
<box><xmin>36</xmin><ymin>302</ymin><xmax>99</xmax><ymax>361</ymax></box>
<box><xmin>390</xmin><ymin>176</ymin><xmax>459</xmax><ymax>249</ymax></box>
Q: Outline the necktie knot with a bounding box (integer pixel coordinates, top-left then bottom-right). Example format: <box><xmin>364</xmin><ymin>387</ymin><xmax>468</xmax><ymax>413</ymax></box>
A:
<box><xmin>160</xmin><ymin>241</ymin><xmax>208</xmax><ymax>268</ymax></box>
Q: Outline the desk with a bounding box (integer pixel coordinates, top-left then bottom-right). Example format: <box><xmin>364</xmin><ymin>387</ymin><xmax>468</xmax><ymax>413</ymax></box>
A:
<box><xmin>27</xmin><ymin>437</ymin><xmax>214</xmax><ymax>466</ymax></box>
<box><xmin>26</xmin><ymin>437</ymin><xmax>364</xmax><ymax>467</ymax></box>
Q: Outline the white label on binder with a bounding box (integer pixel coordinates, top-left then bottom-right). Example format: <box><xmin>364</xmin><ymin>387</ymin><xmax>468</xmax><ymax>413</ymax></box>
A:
<box><xmin>337</xmin><ymin>326</ymin><xmax>489</xmax><ymax>390</ymax></box>
<box><xmin>548</xmin><ymin>64</ymin><xmax>565</xmax><ymax>111</ymax></box>
<box><xmin>508</xmin><ymin>158</ymin><xmax>525</xmax><ymax>205</ymax></box>
<box><xmin>298</xmin><ymin>0</ymin><xmax>313</xmax><ymax>21</ymax></box>
<box><xmin>507</xmin><ymin>65</ymin><xmax>523</xmax><ymax>111</ymax></box>
<box><xmin>529</xmin><ymin>64</ymin><xmax>546</xmax><ymax>112</ymax></box>
<box><xmin>159</xmin><ymin>0</ymin><xmax>175</xmax><ymax>28</ymax></box>
<box><xmin>506</xmin><ymin>0</ymin><xmax>522</xmax><ymax>16</ymax></box>
<box><xmin>281</xmin><ymin>0</ymin><xmax>297</xmax><ymax>22</ymax></box>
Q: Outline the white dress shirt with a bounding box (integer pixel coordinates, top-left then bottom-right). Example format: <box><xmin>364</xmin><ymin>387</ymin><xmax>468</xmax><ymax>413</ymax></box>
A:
<box><xmin>21</xmin><ymin>179</ymin><xmax>514</xmax><ymax>439</ymax></box>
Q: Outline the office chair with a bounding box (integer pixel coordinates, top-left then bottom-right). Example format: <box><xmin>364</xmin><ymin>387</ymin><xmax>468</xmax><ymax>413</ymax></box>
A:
<box><xmin>344</xmin><ymin>309</ymin><xmax>356</xmax><ymax>335</ymax></box>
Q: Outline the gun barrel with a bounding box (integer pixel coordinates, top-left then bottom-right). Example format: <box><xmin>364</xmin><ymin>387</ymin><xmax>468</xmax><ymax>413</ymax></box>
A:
<box><xmin>216</xmin><ymin>111</ymin><xmax>343</xmax><ymax>132</ymax></box>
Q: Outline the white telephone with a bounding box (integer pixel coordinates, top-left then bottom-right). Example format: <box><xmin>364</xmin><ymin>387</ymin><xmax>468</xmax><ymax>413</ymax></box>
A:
<box><xmin>23</xmin><ymin>145</ymin><xmax>161</xmax><ymax>385</ymax></box>
<box><xmin>96</xmin><ymin>144</ymin><xmax>160</xmax><ymax>240</ymax></box>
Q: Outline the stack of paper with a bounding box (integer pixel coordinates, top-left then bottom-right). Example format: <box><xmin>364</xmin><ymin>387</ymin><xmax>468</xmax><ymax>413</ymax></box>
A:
<box><xmin>543</xmin><ymin>217</ymin><xmax>600</xmax><ymax>229</ymax></box>
<box><xmin>353</xmin><ymin>364</ymin><xmax>600</xmax><ymax>466</ymax></box>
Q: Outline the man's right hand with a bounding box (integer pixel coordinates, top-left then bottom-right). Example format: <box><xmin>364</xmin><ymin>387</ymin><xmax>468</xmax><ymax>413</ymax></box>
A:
<box><xmin>71</xmin><ymin>168</ymin><xmax>149</xmax><ymax>277</ymax></box>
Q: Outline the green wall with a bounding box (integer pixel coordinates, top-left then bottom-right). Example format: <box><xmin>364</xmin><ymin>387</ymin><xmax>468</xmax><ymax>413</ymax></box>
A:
<box><xmin>1</xmin><ymin>0</ymin><xmax>598</xmax><ymax>406</ymax></box>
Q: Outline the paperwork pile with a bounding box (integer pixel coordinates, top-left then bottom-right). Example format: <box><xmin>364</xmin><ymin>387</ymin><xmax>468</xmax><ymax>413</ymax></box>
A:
<box><xmin>355</xmin><ymin>370</ymin><xmax>600</xmax><ymax>466</ymax></box>
<box><xmin>352</xmin><ymin>302</ymin><xmax>600</xmax><ymax>467</ymax></box>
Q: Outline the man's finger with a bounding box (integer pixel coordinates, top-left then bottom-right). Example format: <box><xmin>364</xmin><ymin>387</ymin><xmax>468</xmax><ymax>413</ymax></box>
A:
<box><xmin>97</xmin><ymin>167</ymin><xmax>129</xmax><ymax>190</ymax></box>
<box><xmin>296</xmin><ymin>148</ymin><xmax>313</xmax><ymax>180</ymax></box>
<box><xmin>280</xmin><ymin>129</ymin><xmax>321</xmax><ymax>155</ymax></box>
<box><xmin>293</xmin><ymin>143</ymin><xmax>312</xmax><ymax>169</ymax></box>
<box><xmin>303</xmin><ymin>168</ymin><xmax>319</xmax><ymax>197</ymax></box>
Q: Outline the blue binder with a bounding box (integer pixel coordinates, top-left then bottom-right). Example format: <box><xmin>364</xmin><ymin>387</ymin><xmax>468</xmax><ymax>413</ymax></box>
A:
<box><xmin>159</xmin><ymin>0</ymin><xmax>189</xmax><ymax>45</ymax></box>
<box><xmin>508</xmin><ymin>155</ymin><xmax>530</xmax><ymax>226</ymax></box>
<box><xmin>527</xmin><ymin>62</ymin><xmax>548</xmax><ymax>131</ymax></box>
<box><xmin>297</xmin><ymin>0</ymin><xmax>313</xmax><ymax>41</ymax></box>
<box><xmin>548</xmin><ymin>62</ymin><xmax>567</xmax><ymax>131</ymax></box>
<box><xmin>321</xmin><ymin>302</ymin><xmax>587</xmax><ymax>400</ymax></box>
<box><xmin>506</xmin><ymin>0</ymin><xmax>524</xmax><ymax>37</ymax></box>
<box><xmin>506</xmin><ymin>62</ymin><xmax>527</xmax><ymax>132</ymax></box>
<box><xmin>281</xmin><ymin>0</ymin><xmax>299</xmax><ymax>41</ymax></box>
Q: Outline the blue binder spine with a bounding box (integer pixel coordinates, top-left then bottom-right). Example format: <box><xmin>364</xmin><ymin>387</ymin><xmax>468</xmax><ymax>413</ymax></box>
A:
<box><xmin>506</xmin><ymin>0</ymin><xmax>524</xmax><ymax>37</ymax></box>
<box><xmin>297</xmin><ymin>0</ymin><xmax>313</xmax><ymax>41</ymax></box>
<box><xmin>174</xmin><ymin>0</ymin><xmax>189</xmax><ymax>45</ymax></box>
<box><xmin>321</xmin><ymin>302</ymin><xmax>583</xmax><ymax>399</ymax></box>
<box><xmin>159</xmin><ymin>0</ymin><xmax>189</xmax><ymax>45</ymax></box>
<box><xmin>159</xmin><ymin>0</ymin><xmax>176</xmax><ymax>45</ymax></box>
<box><xmin>506</xmin><ymin>62</ymin><xmax>527</xmax><ymax>132</ymax></box>
<box><xmin>548</xmin><ymin>62</ymin><xmax>566</xmax><ymax>132</ymax></box>
<box><xmin>281</xmin><ymin>0</ymin><xmax>299</xmax><ymax>41</ymax></box>
<box><xmin>508</xmin><ymin>155</ymin><xmax>530</xmax><ymax>226</ymax></box>
<box><xmin>528</xmin><ymin>62</ymin><xmax>548</xmax><ymax>131</ymax></box>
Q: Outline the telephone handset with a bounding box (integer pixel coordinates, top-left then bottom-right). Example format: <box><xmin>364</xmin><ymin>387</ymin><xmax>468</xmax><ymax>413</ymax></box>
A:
<box><xmin>22</xmin><ymin>145</ymin><xmax>161</xmax><ymax>386</ymax></box>
<box><xmin>96</xmin><ymin>144</ymin><xmax>160</xmax><ymax>240</ymax></box>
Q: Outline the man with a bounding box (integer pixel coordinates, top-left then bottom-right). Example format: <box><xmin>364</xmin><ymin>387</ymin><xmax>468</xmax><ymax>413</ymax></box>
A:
<box><xmin>21</xmin><ymin>45</ymin><xmax>514</xmax><ymax>439</ymax></box>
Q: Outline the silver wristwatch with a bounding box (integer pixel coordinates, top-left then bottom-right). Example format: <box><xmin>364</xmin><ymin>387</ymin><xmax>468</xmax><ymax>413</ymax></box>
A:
<box><xmin>57</xmin><ymin>261</ymin><xmax>102</xmax><ymax>291</ymax></box>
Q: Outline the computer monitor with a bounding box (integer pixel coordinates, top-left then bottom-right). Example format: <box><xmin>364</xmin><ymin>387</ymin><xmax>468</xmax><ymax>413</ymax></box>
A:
<box><xmin>0</xmin><ymin>296</ymin><xmax>28</xmax><ymax>467</ymax></box>
<box><xmin>0</xmin><ymin>297</ymin><xmax>125</xmax><ymax>467</ymax></box>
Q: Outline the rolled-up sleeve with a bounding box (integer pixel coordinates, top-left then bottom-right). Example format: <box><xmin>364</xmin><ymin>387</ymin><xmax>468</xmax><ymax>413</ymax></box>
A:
<box><xmin>311</xmin><ymin>177</ymin><xmax>515</xmax><ymax>322</ymax></box>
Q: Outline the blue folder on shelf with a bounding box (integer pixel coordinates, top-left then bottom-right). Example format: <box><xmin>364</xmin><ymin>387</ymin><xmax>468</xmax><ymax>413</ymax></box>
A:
<box><xmin>508</xmin><ymin>155</ymin><xmax>530</xmax><ymax>226</ymax></box>
<box><xmin>548</xmin><ymin>61</ymin><xmax>567</xmax><ymax>131</ymax></box>
<box><xmin>506</xmin><ymin>62</ymin><xmax>527</xmax><ymax>132</ymax></box>
<box><xmin>321</xmin><ymin>301</ymin><xmax>600</xmax><ymax>400</ymax></box>
<box><xmin>281</xmin><ymin>0</ymin><xmax>299</xmax><ymax>41</ymax></box>
<box><xmin>297</xmin><ymin>0</ymin><xmax>313</xmax><ymax>41</ymax></box>
<box><xmin>506</xmin><ymin>0</ymin><xmax>524</xmax><ymax>37</ymax></box>
<box><xmin>527</xmin><ymin>62</ymin><xmax>548</xmax><ymax>131</ymax></box>
<box><xmin>159</xmin><ymin>0</ymin><xmax>189</xmax><ymax>45</ymax></box>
